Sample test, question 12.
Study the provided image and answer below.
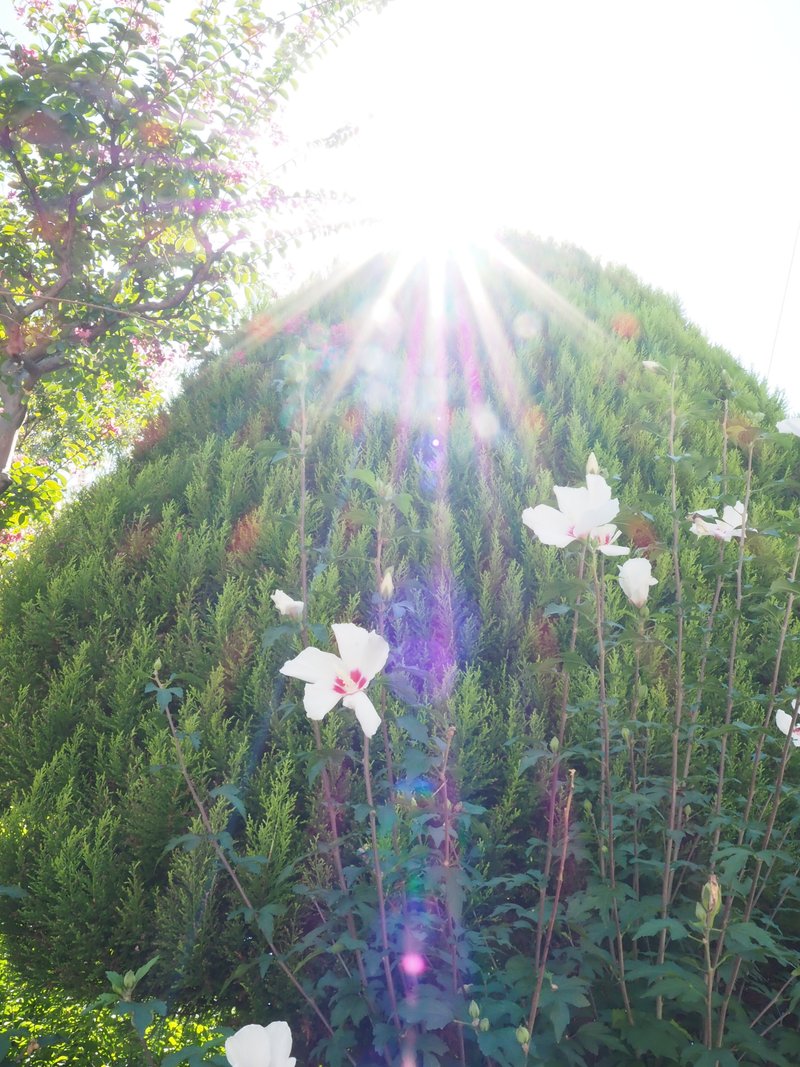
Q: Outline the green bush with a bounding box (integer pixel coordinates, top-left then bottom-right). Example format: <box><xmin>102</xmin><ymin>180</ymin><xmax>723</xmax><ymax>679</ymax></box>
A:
<box><xmin>2</xmin><ymin>235</ymin><xmax>800</xmax><ymax>1064</ymax></box>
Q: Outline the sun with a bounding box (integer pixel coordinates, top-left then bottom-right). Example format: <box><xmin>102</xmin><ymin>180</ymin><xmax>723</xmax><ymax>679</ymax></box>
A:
<box><xmin>369</xmin><ymin>158</ymin><xmax>499</xmax><ymax>261</ymax></box>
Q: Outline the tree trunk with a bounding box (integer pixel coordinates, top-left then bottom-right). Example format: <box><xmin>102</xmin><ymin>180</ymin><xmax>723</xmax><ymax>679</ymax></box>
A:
<box><xmin>0</xmin><ymin>360</ymin><xmax>28</xmax><ymax>492</ymax></box>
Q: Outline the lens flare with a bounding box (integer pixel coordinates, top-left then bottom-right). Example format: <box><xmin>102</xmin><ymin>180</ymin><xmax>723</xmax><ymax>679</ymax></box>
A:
<box><xmin>400</xmin><ymin>951</ymin><xmax>426</xmax><ymax>977</ymax></box>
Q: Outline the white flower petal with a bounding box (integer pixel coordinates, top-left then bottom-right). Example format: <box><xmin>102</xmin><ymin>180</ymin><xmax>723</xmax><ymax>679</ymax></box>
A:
<box><xmin>331</xmin><ymin>622</ymin><xmax>369</xmax><ymax>668</ymax></box>
<box><xmin>598</xmin><ymin>543</ymin><xmax>631</xmax><ymax>556</ymax></box>
<box><xmin>271</xmin><ymin>590</ymin><xmax>304</xmax><ymax>619</ymax></box>
<box><xmin>264</xmin><ymin>1021</ymin><xmax>295</xmax><ymax>1067</ymax></box>
<box><xmin>224</xmin><ymin>1022</ymin><xmax>295</xmax><ymax>1067</ymax></box>
<box><xmin>721</xmin><ymin>503</ymin><xmax>745</xmax><ymax>530</ymax></box>
<box><xmin>527</xmin><ymin>474</ymin><xmax>618</xmax><ymax>546</ymax></box>
<box><xmin>689</xmin><ymin>514</ymin><xmax>718</xmax><ymax>538</ymax></box>
<box><xmin>553</xmin><ymin>484</ymin><xmax>591</xmax><ymax>516</ymax></box>
<box><xmin>585</xmin><ymin>473</ymin><xmax>614</xmax><ymax>505</ymax></box>
<box><xmin>575</xmin><ymin>499</ymin><xmax>620</xmax><ymax>537</ymax></box>
<box><xmin>777</xmin><ymin>417</ymin><xmax>800</xmax><ymax>437</ymax></box>
<box><xmin>618</xmin><ymin>557</ymin><xmax>658</xmax><ymax>608</ymax></box>
<box><xmin>591</xmin><ymin>523</ymin><xmax>630</xmax><ymax>556</ymax></box>
<box><xmin>522</xmin><ymin>504</ymin><xmax>576</xmax><ymax>547</ymax></box>
<box><xmin>775</xmin><ymin>709</ymin><xmax>800</xmax><ymax>747</ymax></box>
<box><xmin>333</xmin><ymin>623</ymin><xmax>389</xmax><ymax>680</ymax></box>
<box><xmin>343</xmin><ymin>691</ymin><xmax>382</xmax><ymax>737</ymax></box>
<box><xmin>224</xmin><ymin>1024</ymin><xmax>272</xmax><ymax>1067</ymax></box>
<box><xmin>712</xmin><ymin>524</ymin><xmax>736</xmax><ymax>543</ymax></box>
<box><xmin>280</xmin><ymin>647</ymin><xmax>343</xmax><ymax>685</ymax></box>
<box><xmin>303</xmin><ymin>681</ymin><xmax>342</xmax><ymax>720</ymax></box>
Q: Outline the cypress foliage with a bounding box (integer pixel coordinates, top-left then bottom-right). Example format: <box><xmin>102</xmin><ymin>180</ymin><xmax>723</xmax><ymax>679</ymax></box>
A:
<box><xmin>1</xmin><ymin>234</ymin><xmax>799</xmax><ymax>1061</ymax></box>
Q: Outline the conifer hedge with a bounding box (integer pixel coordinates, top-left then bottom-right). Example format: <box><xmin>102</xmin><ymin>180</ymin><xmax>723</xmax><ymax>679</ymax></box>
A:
<box><xmin>1</xmin><ymin>235</ymin><xmax>799</xmax><ymax>1064</ymax></box>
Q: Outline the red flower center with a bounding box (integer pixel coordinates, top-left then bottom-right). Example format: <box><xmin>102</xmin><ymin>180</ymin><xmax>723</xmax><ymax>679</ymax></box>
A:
<box><xmin>332</xmin><ymin>669</ymin><xmax>367</xmax><ymax>695</ymax></box>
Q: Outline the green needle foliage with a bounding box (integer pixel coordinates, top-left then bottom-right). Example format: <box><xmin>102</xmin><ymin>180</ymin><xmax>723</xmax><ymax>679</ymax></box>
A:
<box><xmin>2</xmin><ymin>234</ymin><xmax>800</xmax><ymax>1065</ymax></box>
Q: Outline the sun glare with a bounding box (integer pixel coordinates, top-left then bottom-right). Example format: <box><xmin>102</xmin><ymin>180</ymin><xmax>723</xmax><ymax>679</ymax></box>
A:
<box><xmin>373</xmin><ymin>167</ymin><xmax>497</xmax><ymax>261</ymax></box>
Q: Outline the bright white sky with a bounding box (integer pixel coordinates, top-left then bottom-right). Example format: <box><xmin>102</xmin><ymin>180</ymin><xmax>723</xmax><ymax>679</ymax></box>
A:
<box><xmin>3</xmin><ymin>0</ymin><xmax>799</xmax><ymax>411</ymax></box>
<box><xmin>277</xmin><ymin>0</ymin><xmax>800</xmax><ymax>412</ymax></box>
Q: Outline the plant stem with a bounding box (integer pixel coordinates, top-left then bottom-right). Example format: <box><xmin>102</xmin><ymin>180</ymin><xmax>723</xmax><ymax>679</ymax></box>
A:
<box><xmin>533</xmin><ymin>545</ymin><xmax>587</xmax><ymax>990</ymax></box>
<box><xmin>526</xmin><ymin>769</ymin><xmax>576</xmax><ymax>1048</ymax></box>
<box><xmin>593</xmin><ymin>555</ymin><xmax>633</xmax><ymax>1024</ymax></box>
<box><xmin>710</xmin><ymin>442</ymin><xmax>755</xmax><ymax>860</ymax></box>
<box><xmin>714</xmin><ymin>697</ymin><xmax>800</xmax><ymax>1046</ymax></box>
<box><xmin>657</xmin><ymin>374</ymin><xmax>685</xmax><ymax>1019</ymax></box>
<box><xmin>739</xmin><ymin>534</ymin><xmax>800</xmax><ymax>835</ymax></box>
<box><xmin>438</xmin><ymin>727</ymin><xmax>467</xmax><ymax>1067</ymax></box>
<box><xmin>312</xmin><ymin>720</ymin><xmax>371</xmax><ymax>998</ymax></box>
<box><xmin>374</xmin><ymin>506</ymin><xmax>397</xmax><ymax>796</ymax></box>
<box><xmin>703</xmin><ymin>928</ymin><xmax>716</xmax><ymax>1050</ymax></box>
<box><xmin>298</xmin><ymin>380</ymin><xmax>309</xmax><ymax>644</ymax></box>
<box><xmin>162</xmin><ymin>700</ymin><xmax>346</xmax><ymax>1054</ymax></box>
<box><xmin>628</xmin><ymin>622</ymin><xmax>643</xmax><ymax>903</ymax></box>
<box><xmin>362</xmin><ymin>735</ymin><xmax>401</xmax><ymax>1028</ymax></box>
<box><xmin>681</xmin><ymin>398</ymin><xmax>730</xmax><ymax>789</ymax></box>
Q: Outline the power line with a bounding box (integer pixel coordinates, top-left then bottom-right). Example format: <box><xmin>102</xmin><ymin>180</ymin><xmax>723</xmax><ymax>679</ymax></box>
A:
<box><xmin>766</xmin><ymin>217</ymin><xmax>800</xmax><ymax>384</ymax></box>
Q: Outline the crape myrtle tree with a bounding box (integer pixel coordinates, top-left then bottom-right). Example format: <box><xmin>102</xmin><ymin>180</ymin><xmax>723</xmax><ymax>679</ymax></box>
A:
<box><xmin>4</xmin><ymin>236</ymin><xmax>800</xmax><ymax>1065</ymax></box>
<box><xmin>0</xmin><ymin>0</ymin><xmax>378</xmax><ymax>554</ymax></box>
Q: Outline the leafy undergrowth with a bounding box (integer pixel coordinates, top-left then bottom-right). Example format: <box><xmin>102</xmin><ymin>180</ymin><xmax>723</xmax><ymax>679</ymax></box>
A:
<box><xmin>0</xmin><ymin>938</ymin><xmax>221</xmax><ymax>1065</ymax></box>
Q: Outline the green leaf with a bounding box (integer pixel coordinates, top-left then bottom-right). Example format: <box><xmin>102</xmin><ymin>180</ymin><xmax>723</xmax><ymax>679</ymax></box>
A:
<box><xmin>209</xmin><ymin>784</ymin><xmax>246</xmax><ymax>818</ymax></box>
<box><xmin>162</xmin><ymin>833</ymin><xmax>202</xmax><ymax>855</ymax></box>
<box><xmin>633</xmin><ymin>917</ymin><xmax>690</xmax><ymax>941</ymax></box>
<box><xmin>398</xmin><ymin>988</ymin><xmax>454</xmax><ymax>1028</ymax></box>
<box><xmin>396</xmin><ymin>713</ymin><xmax>428</xmax><ymax>743</ymax></box>
<box><xmin>350</xmin><ymin>468</ymin><xmax>377</xmax><ymax>490</ymax></box>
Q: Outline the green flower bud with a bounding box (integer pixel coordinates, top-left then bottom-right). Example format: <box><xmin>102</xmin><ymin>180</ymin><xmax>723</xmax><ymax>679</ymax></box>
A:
<box><xmin>468</xmin><ymin>1000</ymin><xmax>480</xmax><ymax>1020</ymax></box>
<box><xmin>549</xmin><ymin>735</ymin><xmax>559</xmax><ymax>754</ymax></box>
<box><xmin>583</xmin><ymin>799</ymin><xmax>593</xmax><ymax>816</ymax></box>
<box><xmin>479</xmin><ymin>1018</ymin><xmax>490</xmax><ymax>1032</ymax></box>
<box><xmin>516</xmin><ymin>1026</ymin><xmax>531</xmax><ymax>1046</ymax></box>
<box><xmin>621</xmin><ymin>726</ymin><xmax>631</xmax><ymax>744</ymax></box>
<box><xmin>701</xmin><ymin>873</ymin><xmax>721</xmax><ymax>924</ymax></box>
<box><xmin>379</xmin><ymin>568</ymin><xmax>395</xmax><ymax>601</ymax></box>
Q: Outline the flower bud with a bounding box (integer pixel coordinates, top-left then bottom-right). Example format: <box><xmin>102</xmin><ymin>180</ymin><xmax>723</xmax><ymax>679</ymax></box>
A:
<box><xmin>468</xmin><ymin>1000</ymin><xmax>480</xmax><ymax>1020</ymax></box>
<box><xmin>586</xmin><ymin>451</ymin><xmax>600</xmax><ymax>476</ymax></box>
<box><xmin>621</xmin><ymin>726</ymin><xmax>631</xmax><ymax>745</ymax></box>
<box><xmin>515</xmin><ymin>1026</ymin><xmax>530</xmax><ymax>1046</ymax></box>
<box><xmin>479</xmin><ymin>1018</ymin><xmax>490</xmax><ymax>1032</ymax></box>
<box><xmin>271</xmin><ymin>589</ymin><xmax>304</xmax><ymax>620</ymax></box>
<box><xmin>701</xmin><ymin>873</ymin><xmax>721</xmax><ymax>925</ymax></box>
<box><xmin>583</xmin><ymin>799</ymin><xmax>593</xmax><ymax>816</ymax></box>
<box><xmin>549</xmin><ymin>735</ymin><xmax>559</xmax><ymax>754</ymax></box>
<box><xmin>379</xmin><ymin>567</ymin><xmax>394</xmax><ymax>601</ymax></box>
